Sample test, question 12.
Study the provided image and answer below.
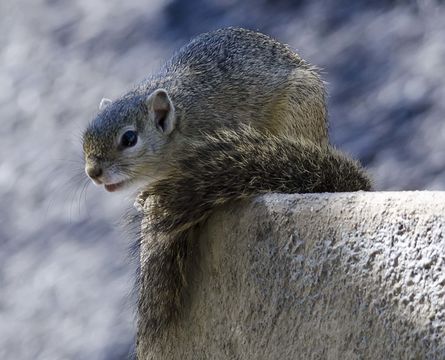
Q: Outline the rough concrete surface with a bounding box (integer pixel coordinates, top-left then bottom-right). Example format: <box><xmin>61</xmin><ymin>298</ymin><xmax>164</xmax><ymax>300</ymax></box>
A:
<box><xmin>139</xmin><ymin>192</ymin><xmax>445</xmax><ymax>360</ymax></box>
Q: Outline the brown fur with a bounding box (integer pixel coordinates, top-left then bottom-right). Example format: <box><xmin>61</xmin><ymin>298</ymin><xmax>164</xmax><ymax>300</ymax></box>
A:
<box><xmin>144</xmin><ymin>126</ymin><xmax>371</xmax><ymax>235</ymax></box>
<box><xmin>155</xmin><ymin>28</ymin><xmax>328</xmax><ymax>143</ymax></box>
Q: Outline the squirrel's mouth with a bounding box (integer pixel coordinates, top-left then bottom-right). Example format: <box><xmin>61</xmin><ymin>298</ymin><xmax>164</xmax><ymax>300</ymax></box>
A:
<box><xmin>104</xmin><ymin>181</ymin><xmax>126</xmax><ymax>192</ymax></box>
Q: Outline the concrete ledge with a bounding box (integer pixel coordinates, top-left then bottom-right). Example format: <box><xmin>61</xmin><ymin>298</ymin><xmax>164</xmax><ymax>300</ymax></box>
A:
<box><xmin>139</xmin><ymin>192</ymin><xmax>445</xmax><ymax>359</ymax></box>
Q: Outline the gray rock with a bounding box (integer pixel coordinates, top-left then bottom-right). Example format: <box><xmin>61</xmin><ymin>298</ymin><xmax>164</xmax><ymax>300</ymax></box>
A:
<box><xmin>138</xmin><ymin>192</ymin><xmax>445</xmax><ymax>359</ymax></box>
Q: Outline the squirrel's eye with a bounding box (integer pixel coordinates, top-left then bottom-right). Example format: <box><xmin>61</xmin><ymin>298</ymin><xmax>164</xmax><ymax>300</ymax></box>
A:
<box><xmin>121</xmin><ymin>130</ymin><xmax>138</xmax><ymax>148</ymax></box>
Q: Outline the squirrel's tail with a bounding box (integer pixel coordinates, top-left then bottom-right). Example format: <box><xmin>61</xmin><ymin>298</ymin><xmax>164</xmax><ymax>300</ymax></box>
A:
<box><xmin>137</xmin><ymin>125</ymin><xmax>371</xmax><ymax>342</ymax></box>
<box><xmin>137</xmin><ymin>229</ymin><xmax>189</xmax><ymax>349</ymax></box>
<box><xmin>145</xmin><ymin>125</ymin><xmax>371</xmax><ymax>235</ymax></box>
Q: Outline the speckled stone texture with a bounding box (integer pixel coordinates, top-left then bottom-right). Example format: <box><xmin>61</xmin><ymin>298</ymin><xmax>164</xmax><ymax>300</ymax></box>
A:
<box><xmin>139</xmin><ymin>192</ymin><xmax>445</xmax><ymax>360</ymax></box>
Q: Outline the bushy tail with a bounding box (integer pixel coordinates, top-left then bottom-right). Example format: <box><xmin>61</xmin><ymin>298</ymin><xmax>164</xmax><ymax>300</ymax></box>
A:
<box><xmin>144</xmin><ymin>125</ymin><xmax>371</xmax><ymax>235</ymax></box>
<box><xmin>136</xmin><ymin>125</ymin><xmax>371</xmax><ymax>347</ymax></box>
<box><xmin>137</xmin><ymin>229</ymin><xmax>189</xmax><ymax>351</ymax></box>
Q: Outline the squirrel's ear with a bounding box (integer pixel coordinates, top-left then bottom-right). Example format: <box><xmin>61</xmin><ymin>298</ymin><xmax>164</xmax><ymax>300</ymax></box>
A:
<box><xmin>99</xmin><ymin>98</ymin><xmax>112</xmax><ymax>111</ymax></box>
<box><xmin>146</xmin><ymin>89</ymin><xmax>176</xmax><ymax>135</ymax></box>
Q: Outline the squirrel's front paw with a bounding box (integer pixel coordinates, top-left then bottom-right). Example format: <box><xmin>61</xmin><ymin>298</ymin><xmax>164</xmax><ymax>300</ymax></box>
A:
<box><xmin>134</xmin><ymin>191</ymin><xmax>150</xmax><ymax>212</ymax></box>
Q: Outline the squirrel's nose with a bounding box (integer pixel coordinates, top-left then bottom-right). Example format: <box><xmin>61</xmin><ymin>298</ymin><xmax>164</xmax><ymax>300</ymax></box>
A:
<box><xmin>85</xmin><ymin>164</ymin><xmax>103</xmax><ymax>181</ymax></box>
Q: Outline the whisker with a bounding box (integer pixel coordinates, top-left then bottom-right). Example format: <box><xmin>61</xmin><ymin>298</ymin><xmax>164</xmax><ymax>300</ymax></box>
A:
<box><xmin>44</xmin><ymin>155</ymin><xmax>88</xmax><ymax>220</ymax></box>
<box><xmin>68</xmin><ymin>173</ymin><xmax>90</xmax><ymax>224</ymax></box>
<box><xmin>78</xmin><ymin>178</ymin><xmax>91</xmax><ymax>217</ymax></box>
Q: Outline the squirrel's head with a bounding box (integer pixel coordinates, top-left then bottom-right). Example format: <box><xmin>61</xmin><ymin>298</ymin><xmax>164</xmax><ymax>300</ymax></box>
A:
<box><xmin>82</xmin><ymin>89</ymin><xmax>177</xmax><ymax>192</ymax></box>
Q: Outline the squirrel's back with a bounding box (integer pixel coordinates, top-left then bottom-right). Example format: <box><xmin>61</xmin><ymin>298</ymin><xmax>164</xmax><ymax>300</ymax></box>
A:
<box><xmin>142</xmin><ymin>28</ymin><xmax>328</xmax><ymax>145</ymax></box>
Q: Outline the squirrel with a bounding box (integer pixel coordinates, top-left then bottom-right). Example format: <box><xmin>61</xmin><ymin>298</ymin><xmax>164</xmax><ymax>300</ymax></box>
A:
<box><xmin>82</xmin><ymin>27</ymin><xmax>329</xmax><ymax>192</ymax></box>
<box><xmin>82</xmin><ymin>27</ymin><xmax>371</xmax><ymax>355</ymax></box>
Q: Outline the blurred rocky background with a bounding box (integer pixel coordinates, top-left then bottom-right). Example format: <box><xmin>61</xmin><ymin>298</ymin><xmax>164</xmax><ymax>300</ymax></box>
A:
<box><xmin>1</xmin><ymin>0</ymin><xmax>444</xmax><ymax>359</ymax></box>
